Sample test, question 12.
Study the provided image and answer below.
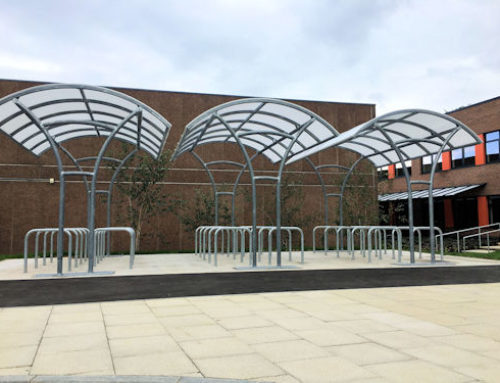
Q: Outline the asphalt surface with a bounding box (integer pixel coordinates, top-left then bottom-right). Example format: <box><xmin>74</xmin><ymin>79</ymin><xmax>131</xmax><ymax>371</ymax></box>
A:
<box><xmin>2</xmin><ymin>265</ymin><xmax>500</xmax><ymax>307</ymax></box>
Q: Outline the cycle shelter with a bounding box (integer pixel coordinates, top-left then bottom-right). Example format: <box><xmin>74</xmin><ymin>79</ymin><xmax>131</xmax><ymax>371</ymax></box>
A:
<box><xmin>173</xmin><ymin>98</ymin><xmax>341</xmax><ymax>267</ymax></box>
<box><xmin>0</xmin><ymin>84</ymin><xmax>172</xmax><ymax>275</ymax></box>
<box><xmin>301</xmin><ymin>110</ymin><xmax>481</xmax><ymax>263</ymax></box>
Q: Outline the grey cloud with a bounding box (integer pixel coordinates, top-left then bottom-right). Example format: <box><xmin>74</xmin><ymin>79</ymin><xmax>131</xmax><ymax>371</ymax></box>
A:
<box><xmin>0</xmin><ymin>0</ymin><xmax>498</xmax><ymax>115</ymax></box>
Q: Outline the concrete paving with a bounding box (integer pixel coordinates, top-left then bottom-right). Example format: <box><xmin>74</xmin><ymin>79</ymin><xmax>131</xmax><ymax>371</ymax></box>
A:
<box><xmin>1</xmin><ymin>283</ymin><xmax>500</xmax><ymax>382</ymax></box>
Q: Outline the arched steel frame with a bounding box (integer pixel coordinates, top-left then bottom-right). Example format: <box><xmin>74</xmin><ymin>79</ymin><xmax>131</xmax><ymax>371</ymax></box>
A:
<box><xmin>293</xmin><ymin>110</ymin><xmax>481</xmax><ymax>263</ymax></box>
<box><xmin>173</xmin><ymin>98</ymin><xmax>340</xmax><ymax>267</ymax></box>
<box><xmin>0</xmin><ymin>84</ymin><xmax>171</xmax><ymax>274</ymax></box>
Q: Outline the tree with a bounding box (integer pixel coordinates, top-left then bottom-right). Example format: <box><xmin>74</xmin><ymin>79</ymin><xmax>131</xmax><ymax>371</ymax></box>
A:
<box><xmin>112</xmin><ymin>147</ymin><xmax>174</xmax><ymax>250</ymax></box>
<box><xmin>176</xmin><ymin>187</ymin><xmax>231</xmax><ymax>235</ymax></box>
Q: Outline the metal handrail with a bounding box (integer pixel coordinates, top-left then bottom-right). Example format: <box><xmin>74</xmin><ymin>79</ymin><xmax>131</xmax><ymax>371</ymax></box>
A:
<box><xmin>436</xmin><ymin>222</ymin><xmax>500</xmax><ymax>252</ymax></box>
<box><xmin>463</xmin><ymin>228</ymin><xmax>500</xmax><ymax>252</ymax></box>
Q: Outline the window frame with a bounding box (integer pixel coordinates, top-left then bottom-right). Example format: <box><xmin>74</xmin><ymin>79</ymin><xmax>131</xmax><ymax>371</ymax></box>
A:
<box><xmin>421</xmin><ymin>154</ymin><xmax>442</xmax><ymax>174</ymax></box>
<box><xmin>395</xmin><ymin>160</ymin><xmax>412</xmax><ymax>178</ymax></box>
<box><xmin>451</xmin><ymin>145</ymin><xmax>476</xmax><ymax>169</ymax></box>
<box><xmin>485</xmin><ymin>130</ymin><xmax>500</xmax><ymax>164</ymax></box>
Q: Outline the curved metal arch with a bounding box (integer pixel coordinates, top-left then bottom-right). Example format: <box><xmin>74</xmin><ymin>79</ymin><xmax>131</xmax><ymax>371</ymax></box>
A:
<box><xmin>287</xmin><ymin>108</ymin><xmax>481</xmax><ymax>168</ymax></box>
<box><xmin>0</xmin><ymin>83</ymin><xmax>171</xmax><ymax>160</ymax></box>
<box><xmin>173</xmin><ymin>97</ymin><xmax>339</xmax><ymax>163</ymax></box>
<box><xmin>29</xmin><ymin>119</ymin><xmax>162</xmax><ymax>156</ymax></box>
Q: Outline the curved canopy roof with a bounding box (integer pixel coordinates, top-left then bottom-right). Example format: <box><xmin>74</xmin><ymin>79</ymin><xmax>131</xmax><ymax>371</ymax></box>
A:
<box><xmin>0</xmin><ymin>84</ymin><xmax>171</xmax><ymax>158</ymax></box>
<box><xmin>173</xmin><ymin>98</ymin><xmax>339</xmax><ymax>163</ymax></box>
<box><xmin>286</xmin><ymin>109</ymin><xmax>482</xmax><ymax>167</ymax></box>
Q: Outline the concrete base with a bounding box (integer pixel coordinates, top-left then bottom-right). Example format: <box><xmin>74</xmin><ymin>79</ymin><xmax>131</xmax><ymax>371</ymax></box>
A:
<box><xmin>34</xmin><ymin>271</ymin><xmax>115</xmax><ymax>278</ymax></box>
<box><xmin>3</xmin><ymin>265</ymin><xmax>500</xmax><ymax>307</ymax></box>
<box><xmin>234</xmin><ymin>265</ymin><xmax>301</xmax><ymax>270</ymax></box>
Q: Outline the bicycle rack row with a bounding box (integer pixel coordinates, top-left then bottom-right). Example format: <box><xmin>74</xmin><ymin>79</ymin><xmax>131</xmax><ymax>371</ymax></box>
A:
<box><xmin>195</xmin><ymin>226</ymin><xmax>252</xmax><ymax>266</ymax></box>
<box><xmin>195</xmin><ymin>225</ymin><xmax>304</xmax><ymax>266</ymax></box>
<box><xmin>24</xmin><ymin>226</ymin><xmax>135</xmax><ymax>273</ymax></box>
<box><xmin>24</xmin><ymin>228</ymin><xmax>89</xmax><ymax>273</ymax></box>
<box><xmin>312</xmin><ymin>225</ymin><xmax>444</xmax><ymax>263</ymax></box>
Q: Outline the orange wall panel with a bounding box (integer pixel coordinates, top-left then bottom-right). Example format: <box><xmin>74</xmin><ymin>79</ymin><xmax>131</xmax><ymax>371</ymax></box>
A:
<box><xmin>442</xmin><ymin>151</ymin><xmax>451</xmax><ymax>171</ymax></box>
<box><xmin>388</xmin><ymin>164</ymin><xmax>395</xmax><ymax>179</ymax></box>
<box><xmin>477</xmin><ymin>196</ymin><xmax>489</xmax><ymax>226</ymax></box>
<box><xmin>475</xmin><ymin>134</ymin><xmax>486</xmax><ymax>166</ymax></box>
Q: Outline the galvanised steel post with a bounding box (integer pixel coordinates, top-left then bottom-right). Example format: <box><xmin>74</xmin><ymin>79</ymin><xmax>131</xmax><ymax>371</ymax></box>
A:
<box><xmin>275</xmin><ymin>117</ymin><xmax>316</xmax><ymax>266</ymax></box>
<box><xmin>427</xmin><ymin>127</ymin><xmax>460</xmax><ymax>263</ymax></box>
<box><xmin>88</xmin><ymin>110</ymin><xmax>141</xmax><ymax>273</ymax></box>
<box><xmin>15</xmin><ymin>100</ymin><xmax>66</xmax><ymax>275</ymax></box>
<box><xmin>214</xmin><ymin>115</ymin><xmax>258</xmax><ymax>266</ymax></box>
<box><xmin>107</xmin><ymin>150</ymin><xmax>138</xmax><ymax>255</ymax></box>
<box><xmin>373</xmin><ymin>124</ymin><xmax>416</xmax><ymax>263</ymax></box>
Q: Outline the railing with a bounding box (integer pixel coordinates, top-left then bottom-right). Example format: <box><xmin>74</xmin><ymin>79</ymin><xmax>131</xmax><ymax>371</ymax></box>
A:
<box><xmin>435</xmin><ymin>223</ymin><xmax>500</xmax><ymax>252</ymax></box>
<box><xmin>463</xmin><ymin>228</ymin><xmax>500</xmax><ymax>252</ymax></box>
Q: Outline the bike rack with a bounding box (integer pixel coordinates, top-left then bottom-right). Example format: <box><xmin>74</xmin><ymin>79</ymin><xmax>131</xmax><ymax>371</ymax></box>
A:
<box><xmin>367</xmin><ymin>226</ymin><xmax>402</xmax><ymax>262</ymax></box>
<box><xmin>213</xmin><ymin>226</ymin><xmax>252</xmax><ymax>266</ymax></box>
<box><xmin>94</xmin><ymin>227</ymin><xmax>136</xmax><ymax>269</ymax></box>
<box><xmin>263</xmin><ymin>226</ymin><xmax>304</xmax><ymax>265</ymax></box>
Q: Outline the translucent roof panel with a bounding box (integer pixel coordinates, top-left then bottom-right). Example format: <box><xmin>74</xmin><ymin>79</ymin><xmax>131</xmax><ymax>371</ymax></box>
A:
<box><xmin>0</xmin><ymin>84</ymin><xmax>172</xmax><ymax>158</ymax></box>
<box><xmin>286</xmin><ymin>109</ymin><xmax>481</xmax><ymax>167</ymax></box>
<box><xmin>173</xmin><ymin>98</ymin><xmax>339</xmax><ymax>163</ymax></box>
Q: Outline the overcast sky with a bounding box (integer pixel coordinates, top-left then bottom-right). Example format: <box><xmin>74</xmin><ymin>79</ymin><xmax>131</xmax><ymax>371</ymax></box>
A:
<box><xmin>1</xmin><ymin>0</ymin><xmax>499</xmax><ymax>114</ymax></box>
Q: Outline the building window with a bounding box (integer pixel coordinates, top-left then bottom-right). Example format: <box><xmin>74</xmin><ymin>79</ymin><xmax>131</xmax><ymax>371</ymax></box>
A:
<box><xmin>421</xmin><ymin>155</ymin><xmax>442</xmax><ymax>174</ymax></box>
<box><xmin>395</xmin><ymin>160</ymin><xmax>412</xmax><ymax>177</ymax></box>
<box><xmin>485</xmin><ymin>130</ymin><xmax>500</xmax><ymax>163</ymax></box>
<box><xmin>377</xmin><ymin>166</ymin><xmax>388</xmax><ymax>180</ymax></box>
<box><xmin>451</xmin><ymin>145</ymin><xmax>476</xmax><ymax>168</ymax></box>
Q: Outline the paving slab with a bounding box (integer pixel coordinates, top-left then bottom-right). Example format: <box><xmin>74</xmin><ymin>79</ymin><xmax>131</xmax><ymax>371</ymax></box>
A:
<box><xmin>251</xmin><ymin>339</ymin><xmax>329</xmax><ymax>362</ymax></box>
<box><xmin>326</xmin><ymin>343</ymin><xmax>411</xmax><ymax>366</ymax></box>
<box><xmin>113</xmin><ymin>352</ymin><xmax>198</xmax><ymax>376</ymax></box>
<box><xmin>31</xmin><ymin>348</ymin><xmax>113</xmax><ymax>375</ymax></box>
<box><xmin>194</xmin><ymin>354</ymin><xmax>283</xmax><ymax>380</ymax></box>
<box><xmin>231</xmin><ymin>326</ymin><xmax>298</xmax><ymax>344</ymax></box>
<box><xmin>179</xmin><ymin>337</ymin><xmax>253</xmax><ymax>359</ymax></box>
<box><xmin>366</xmin><ymin>360</ymin><xmax>472</xmax><ymax>383</ymax></box>
<box><xmin>278</xmin><ymin>356</ymin><xmax>375</xmax><ymax>383</ymax></box>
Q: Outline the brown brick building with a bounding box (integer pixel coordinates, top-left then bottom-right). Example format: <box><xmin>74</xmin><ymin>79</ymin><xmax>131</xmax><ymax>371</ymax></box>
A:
<box><xmin>0</xmin><ymin>79</ymin><xmax>376</xmax><ymax>254</ymax></box>
<box><xmin>378</xmin><ymin>96</ymin><xmax>500</xmax><ymax>230</ymax></box>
